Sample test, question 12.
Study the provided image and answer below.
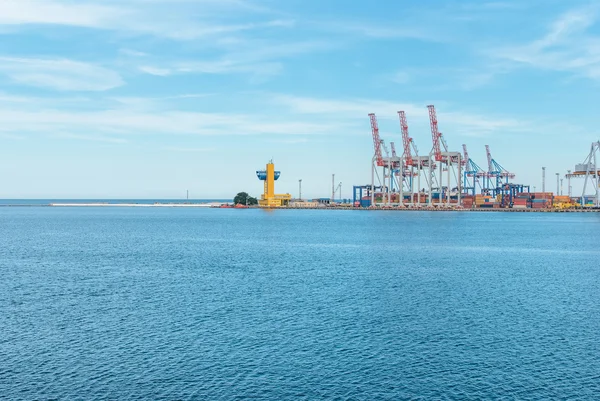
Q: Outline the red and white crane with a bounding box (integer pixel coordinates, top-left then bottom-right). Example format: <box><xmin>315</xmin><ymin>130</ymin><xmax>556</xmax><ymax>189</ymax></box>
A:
<box><xmin>428</xmin><ymin>105</ymin><xmax>443</xmax><ymax>162</ymax></box>
<box><xmin>369</xmin><ymin>113</ymin><xmax>384</xmax><ymax>167</ymax></box>
<box><xmin>398</xmin><ymin>111</ymin><xmax>413</xmax><ymax>167</ymax></box>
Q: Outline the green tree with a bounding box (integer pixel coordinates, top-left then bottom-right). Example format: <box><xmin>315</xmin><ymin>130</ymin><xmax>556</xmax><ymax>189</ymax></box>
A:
<box><xmin>234</xmin><ymin>192</ymin><xmax>258</xmax><ymax>205</ymax></box>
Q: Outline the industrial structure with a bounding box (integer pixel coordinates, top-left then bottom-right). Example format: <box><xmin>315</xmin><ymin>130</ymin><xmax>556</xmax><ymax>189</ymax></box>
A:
<box><xmin>462</xmin><ymin>144</ymin><xmax>487</xmax><ymax>196</ymax></box>
<box><xmin>485</xmin><ymin>145</ymin><xmax>515</xmax><ymax>195</ymax></box>
<box><xmin>256</xmin><ymin>160</ymin><xmax>291</xmax><ymax>207</ymax></box>
<box><xmin>347</xmin><ymin>104</ymin><xmax>600</xmax><ymax>210</ymax></box>
<box><xmin>359</xmin><ymin>105</ymin><xmax>464</xmax><ymax>208</ymax></box>
<box><xmin>250</xmin><ymin>110</ymin><xmax>599</xmax><ymax>211</ymax></box>
<box><xmin>565</xmin><ymin>141</ymin><xmax>600</xmax><ymax>207</ymax></box>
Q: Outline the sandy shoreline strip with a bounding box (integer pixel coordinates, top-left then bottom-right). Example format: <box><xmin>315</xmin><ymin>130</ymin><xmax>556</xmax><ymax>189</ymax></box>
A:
<box><xmin>49</xmin><ymin>203</ymin><xmax>226</xmax><ymax>207</ymax></box>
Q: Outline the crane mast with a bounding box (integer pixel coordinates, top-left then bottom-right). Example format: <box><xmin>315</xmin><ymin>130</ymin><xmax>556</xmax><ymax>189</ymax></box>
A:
<box><xmin>486</xmin><ymin>145</ymin><xmax>494</xmax><ymax>174</ymax></box>
<box><xmin>369</xmin><ymin>113</ymin><xmax>384</xmax><ymax>167</ymax></box>
<box><xmin>428</xmin><ymin>105</ymin><xmax>443</xmax><ymax>162</ymax></box>
<box><xmin>398</xmin><ymin>111</ymin><xmax>414</xmax><ymax>167</ymax></box>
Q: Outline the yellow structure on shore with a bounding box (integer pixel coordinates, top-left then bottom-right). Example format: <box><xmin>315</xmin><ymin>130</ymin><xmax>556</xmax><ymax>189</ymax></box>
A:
<box><xmin>256</xmin><ymin>160</ymin><xmax>292</xmax><ymax>207</ymax></box>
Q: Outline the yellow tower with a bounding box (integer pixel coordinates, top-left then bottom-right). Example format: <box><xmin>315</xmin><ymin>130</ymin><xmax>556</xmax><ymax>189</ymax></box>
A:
<box><xmin>256</xmin><ymin>160</ymin><xmax>291</xmax><ymax>207</ymax></box>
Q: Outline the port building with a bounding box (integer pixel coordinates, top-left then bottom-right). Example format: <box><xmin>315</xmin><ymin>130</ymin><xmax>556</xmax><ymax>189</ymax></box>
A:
<box><xmin>256</xmin><ymin>160</ymin><xmax>292</xmax><ymax>207</ymax></box>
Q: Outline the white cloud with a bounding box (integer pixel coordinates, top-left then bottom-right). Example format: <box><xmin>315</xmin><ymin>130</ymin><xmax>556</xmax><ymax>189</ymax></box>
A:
<box><xmin>269</xmin><ymin>94</ymin><xmax>425</xmax><ymax>118</ymax></box>
<box><xmin>268</xmin><ymin>94</ymin><xmax>531</xmax><ymax>138</ymax></box>
<box><xmin>0</xmin><ymin>91</ymin><xmax>553</xmax><ymax>148</ymax></box>
<box><xmin>321</xmin><ymin>20</ymin><xmax>443</xmax><ymax>42</ymax></box>
<box><xmin>391</xmin><ymin>71</ymin><xmax>411</xmax><ymax>84</ymax></box>
<box><xmin>139</xmin><ymin>66</ymin><xmax>172</xmax><ymax>76</ymax></box>
<box><xmin>0</xmin><ymin>57</ymin><xmax>124</xmax><ymax>91</ymax></box>
<box><xmin>0</xmin><ymin>0</ymin><xmax>286</xmax><ymax>40</ymax></box>
<box><xmin>0</xmin><ymin>132</ymin><xmax>24</xmax><ymax>140</ymax></box>
<box><xmin>0</xmin><ymin>0</ymin><xmax>125</xmax><ymax>27</ymax></box>
<box><xmin>267</xmin><ymin>138</ymin><xmax>309</xmax><ymax>144</ymax></box>
<box><xmin>0</xmin><ymin>103</ymin><xmax>347</xmax><ymax>140</ymax></box>
<box><xmin>175</xmin><ymin>60</ymin><xmax>282</xmax><ymax>76</ymax></box>
<box><xmin>490</xmin><ymin>5</ymin><xmax>600</xmax><ymax>80</ymax></box>
<box><xmin>119</xmin><ymin>48</ymin><xmax>147</xmax><ymax>57</ymax></box>
<box><xmin>138</xmin><ymin>41</ymin><xmax>330</xmax><ymax>78</ymax></box>
<box><xmin>165</xmin><ymin>146</ymin><xmax>216</xmax><ymax>152</ymax></box>
<box><xmin>54</xmin><ymin>132</ymin><xmax>128</xmax><ymax>144</ymax></box>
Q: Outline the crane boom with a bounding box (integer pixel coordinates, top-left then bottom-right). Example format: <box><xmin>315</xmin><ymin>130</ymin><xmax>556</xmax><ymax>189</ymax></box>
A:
<box><xmin>369</xmin><ymin>113</ymin><xmax>384</xmax><ymax>167</ymax></box>
<box><xmin>381</xmin><ymin>140</ymin><xmax>389</xmax><ymax>158</ymax></box>
<box><xmin>485</xmin><ymin>145</ymin><xmax>494</xmax><ymax>174</ymax></box>
<box><xmin>398</xmin><ymin>111</ymin><xmax>413</xmax><ymax>167</ymax></box>
<box><xmin>428</xmin><ymin>105</ymin><xmax>443</xmax><ymax>162</ymax></box>
<box><xmin>462</xmin><ymin>144</ymin><xmax>469</xmax><ymax>166</ymax></box>
<box><xmin>390</xmin><ymin>142</ymin><xmax>397</xmax><ymax>158</ymax></box>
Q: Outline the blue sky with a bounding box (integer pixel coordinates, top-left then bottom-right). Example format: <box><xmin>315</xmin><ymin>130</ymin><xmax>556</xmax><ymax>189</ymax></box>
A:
<box><xmin>1</xmin><ymin>0</ymin><xmax>599</xmax><ymax>199</ymax></box>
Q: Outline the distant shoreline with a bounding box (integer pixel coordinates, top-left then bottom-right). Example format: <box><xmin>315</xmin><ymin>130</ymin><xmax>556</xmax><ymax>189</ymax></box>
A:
<box><xmin>49</xmin><ymin>203</ymin><xmax>223</xmax><ymax>207</ymax></box>
<box><xmin>0</xmin><ymin>202</ymin><xmax>598</xmax><ymax>212</ymax></box>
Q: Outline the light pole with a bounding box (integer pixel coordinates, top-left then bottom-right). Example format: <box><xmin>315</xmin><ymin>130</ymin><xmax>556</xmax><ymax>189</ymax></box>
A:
<box><xmin>556</xmin><ymin>173</ymin><xmax>559</xmax><ymax>195</ymax></box>
<box><xmin>332</xmin><ymin>174</ymin><xmax>335</xmax><ymax>204</ymax></box>
<box><xmin>542</xmin><ymin>167</ymin><xmax>546</xmax><ymax>193</ymax></box>
<box><xmin>299</xmin><ymin>179</ymin><xmax>302</xmax><ymax>201</ymax></box>
<box><xmin>560</xmin><ymin>178</ymin><xmax>563</xmax><ymax>196</ymax></box>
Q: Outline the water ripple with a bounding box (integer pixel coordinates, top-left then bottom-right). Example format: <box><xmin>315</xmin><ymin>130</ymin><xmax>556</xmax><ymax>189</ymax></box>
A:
<box><xmin>1</xmin><ymin>208</ymin><xmax>599</xmax><ymax>399</ymax></box>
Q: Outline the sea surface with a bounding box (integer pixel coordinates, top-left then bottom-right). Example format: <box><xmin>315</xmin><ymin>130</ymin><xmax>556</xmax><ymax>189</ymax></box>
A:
<box><xmin>1</xmin><ymin>207</ymin><xmax>600</xmax><ymax>400</ymax></box>
<box><xmin>0</xmin><ymin>199</ymin><xmax>230</xmax><ymax>206</ymax></box>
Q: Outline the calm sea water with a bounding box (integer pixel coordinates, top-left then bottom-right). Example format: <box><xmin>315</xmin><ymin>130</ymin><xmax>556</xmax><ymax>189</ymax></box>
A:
<box><xmin>0</xmin><ymin>199</ymin><xmax>230</xmax><ymax>206</ymax></box>
<box><xmin>1</xmin><ymin>207</ymin><xmax>599</xmax><ymax>400</ymax></box>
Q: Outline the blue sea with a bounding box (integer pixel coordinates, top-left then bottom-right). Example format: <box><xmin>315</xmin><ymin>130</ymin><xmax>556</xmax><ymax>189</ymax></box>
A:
<box><xmin>1</xmin><ymin>206</ymin><xmax>600</xmax><ymax>400</ymax></box>
<box><xmin>0</xmin><ymin>199</ymin><xmax>231</xmax><ymax>206</ymax></box>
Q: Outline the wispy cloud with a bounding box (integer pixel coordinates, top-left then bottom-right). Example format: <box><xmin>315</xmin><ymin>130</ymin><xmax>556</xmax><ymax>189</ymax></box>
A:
<box><xmin>269</xmin><ymin>93</ymin><xmax>532</xmax><ymax>138</ymax></box>
<box><xmin>490</xmin><ymin>5</ymin><xmax>600</xmax><ymax>80</ymax></box>
<box><xmin>267</xmin><ymin>138</ymin><xmax>309</xmax><ymax>144</ymax></box>
<box><xmin>119</xmin><ymin>48</ymin><xmax>147</xmax><ymax>57</ymax></box>
<box><xmin>0</xmin><ymin>57</ymin><xmax>124</xmax><ymax>91</ymax></box>
<box><xmin>164</xmin><ymin>60</ymin><xmax>283</xmax><ymax>77</ymax></box>
<box><xmin>53</xmin><ymin>132</ymin><xmax>128</xmax><ymax>144</ymax></box>
<box><xmin>139</xmin><ymin>66</ymin><xmax>172</xmax><ymax>76</ymax></box>
<box><xmin>269</xmin><ymin>94</ymin><xmax>425</xmax><ymax>118</ymax></box>
<box><xmin>331</xmin><ymin>22</ymin><xmax>439</xmax><ymax>42</ymax></box>
<box><xmin>51</xmin><ymin>132</ymin><xmax>129</xmax><ymax>143</ymax></box>
<box><xmin>391</xmin><ymin>71</ymin><xmax>411</xmax><ymax>84</ymax></box>
<box><xmin>0</xmin><ymin>0</ymin><xmax>285</xmax><ymax>40</ymax></box>
<box><xmin>137</xmin><ymin>40</ymin><xmax>331</xmax><ymax>78</ymax></box>
<box><xmin>0</xmin><ymin>132</ymin><xmax>24</xmax><ymax>140</ymax></box>
<box><xmin>165</xmin><ymin>146</ymin><xmax>216</xmax><ymax>152</ymax></box>
<box><xmin>0</xmin><ymin>0</ymin><xmax>125</xmax><ymax>28</ymax></box>
<box><xmin>0</xmin><ymin>94</ymin><xmax>352</xmax><ymax>141</ymax></box>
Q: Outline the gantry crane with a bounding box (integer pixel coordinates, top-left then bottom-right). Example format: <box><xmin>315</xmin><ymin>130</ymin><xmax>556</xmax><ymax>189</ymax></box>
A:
<box><xmin>565</xmin><ymin>141</ymin><xmax>600</xmax><ymax>207</ymax></box>
<box><xmin>427</xmin><ymin>105</ymin><xmax>462</xmax><ymax>206</ymax></box>
<box><xmin>399</xmin><ymin>110</ymin><xmax>431</xmax><ymax>205</ymax></box>
<box><xmin>369</xmin><ymin>113</ymin><xmax>384</xmax><ymax>167</ymax></box>
<box><xmin>368</xmin><ymin>113</ymin><xmax>401</xmax><ymax>205</ymax></box>
<box><xmin>485</xmin><ymin>145</ymin><xmax>515</xmax><ymax>194</ymax></box>
<box><xmin>462</xmin><ymin>144</ymin><xmax>488</xmax><ymax>196</ymax></box>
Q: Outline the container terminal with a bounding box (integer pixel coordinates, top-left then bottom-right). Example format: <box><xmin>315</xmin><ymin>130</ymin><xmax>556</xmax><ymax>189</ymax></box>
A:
<box><xmin>256</xmin><ymin>105</ymin><xmax>600</xmax><ymax>212</ymax></box>
<box><xmin>33</xmin><ymin>105</ymin><xmax>600</xmax><ymax>212</ymax></box>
